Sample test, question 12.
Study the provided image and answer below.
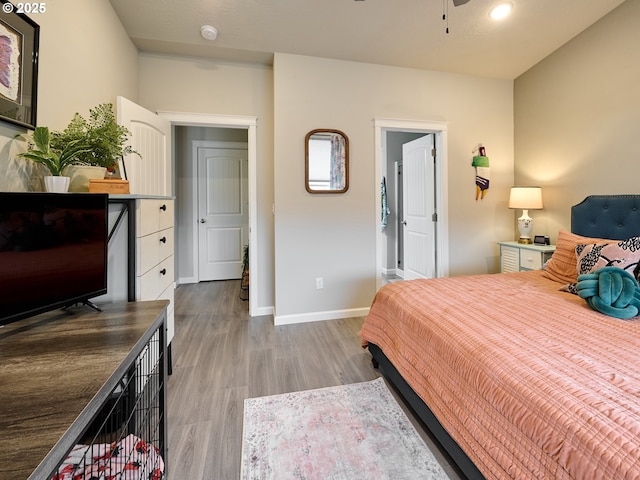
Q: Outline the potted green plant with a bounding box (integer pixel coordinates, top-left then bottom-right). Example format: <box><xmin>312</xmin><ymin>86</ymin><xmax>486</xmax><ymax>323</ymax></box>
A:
<box><xmin>51</xmin><ymin>103</ymin><xmax>140</xmax><ymax>191</ymax></box>
<box><xmin>17</xmin><ymin>126</ymin><xmax>91</xmax><ymax>192</ymax></box>
<box><xmin>52</xmin><ymin>103</ymin><xmax>139</xmax><ymax>170</ymax></box>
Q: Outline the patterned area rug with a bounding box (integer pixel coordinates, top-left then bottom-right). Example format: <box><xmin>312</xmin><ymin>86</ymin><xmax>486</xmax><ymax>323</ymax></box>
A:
<box><xmin>241</xmin><ymin>378</ymin><xmax>449</xmax><ymax>479</ymax></box>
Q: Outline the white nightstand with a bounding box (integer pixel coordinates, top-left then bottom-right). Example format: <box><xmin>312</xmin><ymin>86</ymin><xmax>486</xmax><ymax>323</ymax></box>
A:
<box><xmin>498</xmin><ymin>241</ymin><xmax>556</xmax><ymax>273</ymax></box>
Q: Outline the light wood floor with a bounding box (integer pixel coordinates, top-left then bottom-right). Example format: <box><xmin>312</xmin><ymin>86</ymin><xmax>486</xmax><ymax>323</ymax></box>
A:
<box><xmin>167</xmin><ymin>280</ymin><xmax>462</xmax><ymax>479</ymax></box>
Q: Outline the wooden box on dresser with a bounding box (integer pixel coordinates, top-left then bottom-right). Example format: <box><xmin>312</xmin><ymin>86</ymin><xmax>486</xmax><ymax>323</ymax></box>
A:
<box><xmin>96</xmin><ymin>195</ymin><xmax>175</xmax><ymax>371</ymax></box>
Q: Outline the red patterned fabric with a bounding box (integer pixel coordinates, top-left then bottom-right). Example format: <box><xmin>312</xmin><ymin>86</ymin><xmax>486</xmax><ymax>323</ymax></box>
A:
<box><xmin>51</xmin><ymin>435</ymin><xmax>164</xmax><ymax>480</ymax></box>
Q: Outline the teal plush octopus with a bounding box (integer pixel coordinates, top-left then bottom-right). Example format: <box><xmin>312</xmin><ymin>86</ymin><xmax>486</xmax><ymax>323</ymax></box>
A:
<box><xmin>576</xmin><ymin>266</ymin><xmax>640</xmax><ymax>319</ymax></box>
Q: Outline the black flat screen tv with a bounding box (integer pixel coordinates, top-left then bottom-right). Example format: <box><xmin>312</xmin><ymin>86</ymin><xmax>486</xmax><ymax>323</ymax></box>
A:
<box><xmin>0</xmin><ymin>192</ymin><xmax>108</xmax><ymax>326</ymax></box>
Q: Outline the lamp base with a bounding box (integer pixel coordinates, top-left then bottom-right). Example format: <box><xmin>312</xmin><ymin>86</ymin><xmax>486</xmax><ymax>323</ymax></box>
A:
<box><xmin>517</xmin><ymin>209</ymin><xmax>533</xmax><ymax>245</ymax></box>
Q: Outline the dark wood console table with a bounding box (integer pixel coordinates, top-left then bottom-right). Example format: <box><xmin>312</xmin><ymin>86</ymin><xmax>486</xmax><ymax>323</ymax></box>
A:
<box><xmin>0</xmin><ymin>300</ymin><xmax>168</xmax><ymax>480</ymax></box>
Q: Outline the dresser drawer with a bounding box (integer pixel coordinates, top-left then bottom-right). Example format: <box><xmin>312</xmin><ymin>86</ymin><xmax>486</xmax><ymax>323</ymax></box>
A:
<box><xmin>136</xmin><ymin>256</ymin><xmax>174</xmax><ymax>301</ymax></box>
<box><xmin>136</xmin><ymin>199</ymin><xmax>174</xmax><ymax>237</ymax></box>
<box><xmin>520</xmin><ymin>248</ymin><xmax>543</xmax><ymax>270</ymax></box>
<box><xmin>136</xmin><ymin>228</ymin><xmax>174</xmax><ymax>275</ymax></box>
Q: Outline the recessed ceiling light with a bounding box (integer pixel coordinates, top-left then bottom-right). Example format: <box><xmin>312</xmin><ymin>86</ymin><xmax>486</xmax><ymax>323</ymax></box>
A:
<box><xmin>490</xmin><ymin>2</ymin><xmax>512</xmax><ymax>20</ymax></box>
<box><xmin>201</xmin><ymin>25</ymin><xmax>218</xmax><ymax>41</ymax></box>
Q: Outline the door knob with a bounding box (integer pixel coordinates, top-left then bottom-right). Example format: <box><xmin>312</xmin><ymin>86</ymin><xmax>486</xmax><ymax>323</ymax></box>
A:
<box><xmin>402</xmin><ymin>221</ymin><xmax>407</xmax><ymax>225</ymax></box>
<box><xmin>200</xmin><ymin>218</ymin><xmax>206</xmax><ymax>223</ymax></box>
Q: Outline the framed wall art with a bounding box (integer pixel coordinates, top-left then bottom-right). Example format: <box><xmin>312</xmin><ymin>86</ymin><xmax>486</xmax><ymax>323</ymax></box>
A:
<box><xmin>0</xmin><ymin>1</ymin><xmax>39</xmax><ymax>129</ymax></box>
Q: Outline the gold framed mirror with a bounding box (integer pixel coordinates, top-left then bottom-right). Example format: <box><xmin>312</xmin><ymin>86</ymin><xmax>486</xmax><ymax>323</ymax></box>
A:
<box><xmin>305</xmin><ymin>129</ymin><xmax>349</xmax><ymax>194</ymax></box>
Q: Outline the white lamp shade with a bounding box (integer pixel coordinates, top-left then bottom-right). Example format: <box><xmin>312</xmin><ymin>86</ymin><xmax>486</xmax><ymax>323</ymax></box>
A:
<box><xmin>509</xmin><ymin>187</ymin><xmax>543</xmax><ymax>210</ymax></box>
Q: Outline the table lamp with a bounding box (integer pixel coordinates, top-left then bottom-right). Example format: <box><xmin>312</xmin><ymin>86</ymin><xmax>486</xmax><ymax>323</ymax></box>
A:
<box><xmin>509</xmin><ymin>187</ymin><xmax>543</xmax><ymax>244</ymax></box>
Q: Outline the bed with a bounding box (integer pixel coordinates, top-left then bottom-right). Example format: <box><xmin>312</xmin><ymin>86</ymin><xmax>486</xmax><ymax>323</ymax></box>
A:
<box><xmin>360</xmin><ymin>195</ymin><xmax>640</xmax><ymax>480</ymax></box>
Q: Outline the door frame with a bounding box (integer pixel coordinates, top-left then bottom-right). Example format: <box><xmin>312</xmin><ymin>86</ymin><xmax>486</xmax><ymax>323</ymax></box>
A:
<box><xmin>374</xmin><ymin>117</ymin><xmax>449</xmax><ymax>291</ymax></box>
<box><xmin>157</xmin><ymin>111</ymin><xmax>259</xmax><ymax>316</ymax></box>
<box><xmin>193</xmin><ymin>140</ymin><xmax>249</xmax><ymax>282</ymax></box>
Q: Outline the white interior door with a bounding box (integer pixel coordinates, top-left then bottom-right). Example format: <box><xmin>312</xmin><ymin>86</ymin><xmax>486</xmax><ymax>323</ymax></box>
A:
<box><xmin>117</xmin><ymin>96</ymin><xmax>171</xmax><ymax>196</ymax></box>
<box><xmin>402</xmin><ymin>134</ymin><xmax>435</xmax><ymax>280</ymax></box>
<box><xmin>197</xmin><ymin>146</ymin><xmax>248</xmax><ymax>281</ymax></box>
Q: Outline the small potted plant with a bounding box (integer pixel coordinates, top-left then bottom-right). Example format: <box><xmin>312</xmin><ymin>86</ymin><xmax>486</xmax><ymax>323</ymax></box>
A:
<box><xmin>17</xmin><ymin>126</ymin><xmax>91</xmax><ymax>192</ymax></box>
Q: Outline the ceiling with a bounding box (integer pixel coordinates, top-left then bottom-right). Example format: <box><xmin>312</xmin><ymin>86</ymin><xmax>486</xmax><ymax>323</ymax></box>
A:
<box><xmin>108</xmin><ymin>0</ymin><xmax>626</xmax><ymax>80</ymax></box>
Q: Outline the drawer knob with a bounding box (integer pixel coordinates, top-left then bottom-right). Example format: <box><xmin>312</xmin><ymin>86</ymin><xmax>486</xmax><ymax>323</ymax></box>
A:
<box><xmin>160</xmin><ymin>204</ymin><xmax>167</xmax><ymax>211</ymax></box>
<box><xmin>160</xmin><ymin>237</ymin><xmax>167</xmax><ymax>243</ymax></box>
<box><xmin>160</xmin><ymin>268</ymin><xmax>167</xmax><ymax>275</ymax></box>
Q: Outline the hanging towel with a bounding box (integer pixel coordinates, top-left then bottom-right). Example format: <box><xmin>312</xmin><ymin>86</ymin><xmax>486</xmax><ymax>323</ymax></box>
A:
<box><xmin>381</xmin><ymin>177</ymin><xmax>391</xmax><ymax>231</ymax></box>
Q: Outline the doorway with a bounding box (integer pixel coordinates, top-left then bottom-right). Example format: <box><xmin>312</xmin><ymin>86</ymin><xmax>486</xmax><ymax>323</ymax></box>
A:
<box><xmin>383</xmin><ymin>131</ymin><xmax>430</xmax><ymax>281</ymax></box>
<box><xmin>374</xmin><ymin>118</ymin><xmax>449</xmax><ymax>291</ymax></box>
<box><xmin>158</xmin><ymin>112</ymin><xmax>259</xmax><ymax>316</ymax></box>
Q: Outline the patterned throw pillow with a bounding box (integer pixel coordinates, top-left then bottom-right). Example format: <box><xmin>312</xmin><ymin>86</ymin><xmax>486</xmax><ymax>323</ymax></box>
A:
<box><xmin>576</xmin><ymin>237</ymin><xmax>640</xmax><ymax>278</ymax></box>
<box><xmin>542</xmin><ymin>230</ymin><xmax>612</xmax><ymax>284</ymax></box>
<box><xmin>565</xmin><ymin>237</ymin><xmax>640</xmax><ymax>294</ymax></box>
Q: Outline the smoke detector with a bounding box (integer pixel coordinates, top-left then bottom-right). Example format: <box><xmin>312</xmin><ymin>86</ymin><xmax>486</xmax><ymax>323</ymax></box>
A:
<box><xmin>201</xmin><ymin>25</ymin><xmax>218</xmax><ymax>41</ymax></box>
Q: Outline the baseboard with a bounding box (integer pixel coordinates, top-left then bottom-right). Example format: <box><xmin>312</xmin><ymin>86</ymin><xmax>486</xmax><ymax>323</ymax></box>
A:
<box><xmin>178</xmin><ymin>276</ymin><xmax>198</xmax><ymax>284</ymax></box>
<box><xmin>274</xmin><ymin>307</ymin><xmax>370</xmax><ymax>326</ymax></box>
<box><xmin>382</xmin><ymin>268</ymin><xmax>405</xmax><ymax>279</ymax></box>
<box><xmin>252</xmin><ymin>305</ymin><xmax>274</xmax><ymax>317</ymax></box>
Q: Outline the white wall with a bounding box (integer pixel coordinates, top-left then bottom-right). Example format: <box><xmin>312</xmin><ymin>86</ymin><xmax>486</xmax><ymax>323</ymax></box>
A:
<box><xmin>0</xmin><ymin>0</ymin><xmax>138</xmax><ymax>192</ymax></box>
<box><xmin>273</xmin><ymin>53</ymin><xmax>514</xmax><ymax>322</ymax></box>
<box><xmin>514</xmin><ymin>0</ymin><xmax>640</xmax><ymax>240</ymax></box>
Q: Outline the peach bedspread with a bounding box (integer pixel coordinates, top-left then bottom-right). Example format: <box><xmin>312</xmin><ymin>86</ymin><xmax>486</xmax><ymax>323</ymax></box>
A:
<box><xmin>360</xmin><ymin>270</ymin><xmax>640</xmax><ymax>480</ymax></box>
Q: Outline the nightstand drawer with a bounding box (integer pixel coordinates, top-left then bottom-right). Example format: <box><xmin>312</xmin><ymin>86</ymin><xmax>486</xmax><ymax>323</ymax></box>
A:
<box><xmin>520</xmin><ymin>249</ymin><xmax>543</xmax><ymax>270</ymax></box>
<box><xmin>501</xmin><ymin>246</ymin><xmax>520</xmax><ymax>273</ymax></box>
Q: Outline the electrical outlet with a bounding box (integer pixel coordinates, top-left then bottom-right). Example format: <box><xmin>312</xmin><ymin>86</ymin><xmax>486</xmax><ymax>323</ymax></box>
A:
<box><xmin>316</xmin><ymin>277</ymin><xmax>324</xmax><ymax>290</ymax></box>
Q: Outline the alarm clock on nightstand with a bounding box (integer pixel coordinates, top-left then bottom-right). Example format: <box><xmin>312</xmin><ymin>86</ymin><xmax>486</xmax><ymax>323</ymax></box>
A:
<box><xmin>534</xmin><ymin>235</ymin><xmax>550</xmax><ymax>246</ymax></box>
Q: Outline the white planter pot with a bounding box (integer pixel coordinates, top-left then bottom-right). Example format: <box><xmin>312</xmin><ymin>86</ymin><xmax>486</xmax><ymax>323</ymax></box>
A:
<box><xmin>44</xmin><ymin>176</ymin><xmax>70</xmax><ymax>193</ymax></box>
<box><xmin>64</xmin><ymin>165</ymin><xmax>107</xmax><ymax>192</ymax></box>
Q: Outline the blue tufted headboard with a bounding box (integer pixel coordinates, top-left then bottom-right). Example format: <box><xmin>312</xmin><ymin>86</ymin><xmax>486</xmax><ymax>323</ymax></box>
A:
<box><xmin>571</xmin><ymin>195</ymin><xmax>640</xmax><ymax>240</ymax></box>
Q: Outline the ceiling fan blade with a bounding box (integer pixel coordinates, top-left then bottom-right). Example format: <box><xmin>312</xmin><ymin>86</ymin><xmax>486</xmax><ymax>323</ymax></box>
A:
<box><xmin>452</xmin><ymin>0</ymin><xmax>471</xmax><ymax>6</ymax></box>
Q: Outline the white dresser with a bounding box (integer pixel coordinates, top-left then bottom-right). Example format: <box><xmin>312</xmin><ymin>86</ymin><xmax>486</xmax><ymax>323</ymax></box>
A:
<box><xmin>136</xmin><ymin>199</ymin><xmax>175</xmax><ymax>345</ymax></box>
<box><xmin>96</xmin><ymin>195</ymin><xmax>175</xmax><ymax>368</ymax></box>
